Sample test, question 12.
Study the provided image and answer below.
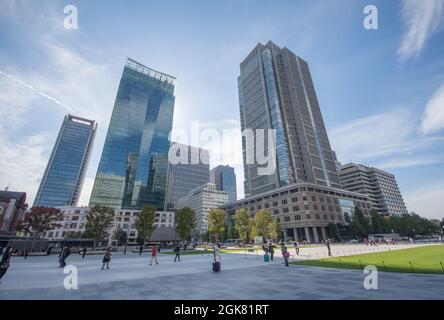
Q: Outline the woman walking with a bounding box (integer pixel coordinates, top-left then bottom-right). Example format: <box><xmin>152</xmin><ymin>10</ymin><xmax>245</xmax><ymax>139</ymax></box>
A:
<box><xmin>101</xmin><ymin>247</ymin><xmax>112</xmax><ymax>270</ymax></box>
<box><xmin>0</xmin><ymin>246</ymin><xmax>12</xmax><ymax>284</ymax></box>
<box><xmin>283</xmin><ymin>246</ymin><xmax>290</xmax><ymax>267</ymax></box>
<box><xmin>149</xmin><ymin>244</ymin><xmax>159</xmax><ymax>266</ymax></box>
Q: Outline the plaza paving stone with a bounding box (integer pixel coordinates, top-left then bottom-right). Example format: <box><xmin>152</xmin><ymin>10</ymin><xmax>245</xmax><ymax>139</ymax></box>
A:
<box><xmin>0</xmin><ymin>251</ymin><xmax>443</xmax><ymax>300</ymax></box>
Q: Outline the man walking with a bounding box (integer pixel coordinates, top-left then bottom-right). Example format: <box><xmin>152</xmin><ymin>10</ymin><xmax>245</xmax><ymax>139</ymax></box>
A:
<box><xmin>139</xmin><ymin>245</ymin><xmax>143</xmax><ymax>256</ymax></box>
<box><xmin>294</xmin><ymin>241</ymin><xmax>300</xmax><ymax>255</ymax></box>
<box><xmin>82</xmin><ymin>247</ymin><xmax>87</xmax><ymax>258</ymax></box>
<box><xmin>325</xmin><ymin>239</ymin><xmax>332</xmax><ymax>257</ymax></box>
<box><xmin>59</xmin><ymin>247</ymin><xmax>71</xmax><ymax>268</ymax></box>
<box><xmin>101</xmin><ymin>247</ymin><xmax>112</xmax><ymax>270</ymax></box>
<box><xmin>268</xmin><ymin>242</ymin><xmax>275</xmax><ymax>261</ymax></box>
<box><xmin>149</xmin><ymin>244</ymin><xmax>159</xmax><ymax>266</ymax></box>
<box><xmin>174</xmin><ymin>243</ymin><xmax>181</xmax><ymax>262</ymax></box>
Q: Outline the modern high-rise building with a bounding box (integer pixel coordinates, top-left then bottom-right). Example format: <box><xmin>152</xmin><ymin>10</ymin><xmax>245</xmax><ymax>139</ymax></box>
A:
<box><xmin>238</xmin><ymin>41</ymin><xmax>341</xmax><ymax>197</ymax></box>
<box><xmin>165</xmin><ymin>142</ymin><xmax>210</xmax><ymax>211</ymax></box>
<box><xmin>89</xmin><ymin>58</ymin><xmax>175</xmax><ymax>210</ymax></box>
<box><xmin>34</xmin><ymin>114</ymin><xmax>96</xmax><ymax>207</ymax></box>
<box><xmin>210</xmin><ymin>165</ymin><xmax>237</xmax><ymax>203</ymax></box>
<box><xmin>339</xmin><ymin>163</ymin><xmax>408</xmax><ymax>216</ymax></box>
<box><xmin>177</xmin><ymin>183</ymin><xmax>228</xmax><ymax>235</ymax></box>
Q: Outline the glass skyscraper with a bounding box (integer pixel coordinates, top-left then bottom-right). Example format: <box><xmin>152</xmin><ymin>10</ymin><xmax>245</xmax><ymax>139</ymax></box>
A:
<box><xmin>165</xmin><ymin>142</ymin><xmax>210</xmax><ymax>211</ymax></box>
<box><xmin>34</xmin><ymin>114</ymin><xmax>97</xmax><ymax>207</ymax></box>
<box><xmin>210</xmin><ymin>165</ymin><xmax>237</xmax><ymax>203</ymax></box>
<box><xmin>238</xmin><ymin>41</ymin><xmax>341</xmax><ymax>196</ymax></box>
<box><xmin>89</xmin><ymin>58</ymin><xmax>175</xmax><ymax>210</ymax></box>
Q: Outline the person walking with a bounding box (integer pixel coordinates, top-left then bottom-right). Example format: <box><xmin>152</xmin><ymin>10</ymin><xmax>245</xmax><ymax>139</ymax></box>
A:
<box><xmin>283</xmin><ymin>246</ymin><xmax>290</xmax><ymax>267</ymax></box>
<box><xmin>139</xmin><ymin>245</ymin><xmax>143</xmax><ymax>256</ymax></box>
<box><xmin>213</xmin><ymin>243</ymin><xmax>221</xmax><ymax>262</ymax></box>
<box><xmin>174</xmin><ymin>243</ymin><xmax>181</xmax><ymax>262</ymax></box>
<box><xmin>294</xmin><ymin>241</ymin><xmax>300</xmax><ymax>255</ymax></box>
<box><xmin>268</xmin><ymin>242</ymin><xmax>275</xmax><ymax>261</ymax></box>
<box><xmin>24</xmin><ymin>250</ymin><xmax>29</xmax><ymax>259</ymax></box>
<box><xmin>325</xmin><ymin>239</ymin><xmax>332</xmax><ymax>257</ymax></box>
<box><xmin>149</xmin><ymin>244</ymin><xmax>159</xmax><ymax>266</ymax></box>
<box><xmin>101</xmin><ymin>247</ymin><xmax>112</xmax><ymax>270</ymax></box>
<box><xmin>59</xmin><ymin>247</ymin><xmax>71</xmax><ymax>268</ymax></box>
<box><xmin>0</xmin><ymin>246</ymin><xmax>12</xmax><ymax>284</ymax></box>
<box><xmin>82</xmin><ymin>247</ymin><xmax>87</xmax><ymax>258</ymax></box>
<box><xmin>46</xmin><ymin>245</ymin><xmax>52</xmax><ymax>256</ymax></box>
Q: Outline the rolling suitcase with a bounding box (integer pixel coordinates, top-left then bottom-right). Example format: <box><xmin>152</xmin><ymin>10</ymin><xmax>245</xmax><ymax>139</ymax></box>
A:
<box><xmin>264</xmin><ymin>254</ymin><xmax>270</xmax><ymax>262</ymax></box>
<box><xmin>213</xmin><ymin>261</ymin><xmax>221</xmax><ymax>272</ymax></box>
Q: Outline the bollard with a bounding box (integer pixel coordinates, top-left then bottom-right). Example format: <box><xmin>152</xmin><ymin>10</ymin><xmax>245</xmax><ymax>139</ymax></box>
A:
<box><xmin>382</xmin><ymin>260</ymin><xmax>386</xmax><ymax>272</ymax></box>
<box><xmin>409</xmin><ymin>261</ymin><xmax>414</xmax><ymax>273</ymax></box>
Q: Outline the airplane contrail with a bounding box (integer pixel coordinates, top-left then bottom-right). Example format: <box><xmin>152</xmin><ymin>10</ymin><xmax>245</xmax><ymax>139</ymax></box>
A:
<box><xmin>0</xmin><ymin>69</ymin><xmax>75</xmax><ymax>113</ymax></box>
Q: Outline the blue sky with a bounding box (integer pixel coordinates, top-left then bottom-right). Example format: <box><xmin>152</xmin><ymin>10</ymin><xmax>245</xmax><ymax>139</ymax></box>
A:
<box><xmin>0</xmin><ymin>0</ymin><xmax>443</xmax><ymax>219</ymax></box>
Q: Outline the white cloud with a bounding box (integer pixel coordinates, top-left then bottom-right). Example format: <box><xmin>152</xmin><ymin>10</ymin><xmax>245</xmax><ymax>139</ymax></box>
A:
<box><xmin>376</xmin><ymin>158</ymin><xmax>443</xmax><ymax>170</ymax></box>
<box><xmin>404</xmin><ymin>182</ymin><xmax>444</xmax><ymax>219</ymax></box>
<box><xmin>330</xmin><ymin>108</ymin><xmax>415</xmax><ymax>162</ymax></box>
<box><xmin>0</xmin><ymin>132</ymin><xmax>51</xmax><ymax>205</ymax></box>
<box><xmin>421</xmin><ymin>83</ymin><xmax>444</xmax><ymax>134</ymax></box>
<box><xmin>398</xmin><ymin>0</ymin><xmax>444</xmax><ymax>62</ymax></box>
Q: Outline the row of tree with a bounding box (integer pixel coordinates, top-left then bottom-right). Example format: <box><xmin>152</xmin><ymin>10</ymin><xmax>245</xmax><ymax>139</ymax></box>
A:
<box><xmin>326</xmin><ymin>207</ymin><xmax>443</xmax><ymax>240</ymax></box>
<box><xmin>17</xmin><ymin>205</ymin><xmax>282</xmax><ymax>245</ymax></box>
<box><xmin>19</xmin><ymin>204</ymin><xmax>443</xmax><ymax>244</ymax></box>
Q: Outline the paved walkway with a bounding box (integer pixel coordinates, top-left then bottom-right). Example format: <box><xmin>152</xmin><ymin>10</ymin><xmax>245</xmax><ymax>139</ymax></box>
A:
<box><xmin>0</xmin><ymin>251</ymin><xmax>442</xmax><ymax>300</ymax></box>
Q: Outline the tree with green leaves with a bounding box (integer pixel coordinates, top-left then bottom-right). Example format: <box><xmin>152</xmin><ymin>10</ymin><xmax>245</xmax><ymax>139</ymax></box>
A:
<box><xmin>175</xmin><ymin>207</ymin><xmax>197</xmax><ymax>241</ymax></box>
<box><xmin>23</xmin><ymin>206</ymin><xmax>64</xmax><ymax>237</ymax></box>
<box><xmin>113</xmin><ymin>226</ymin><xmax>127</xmax><ymax>246</ymax></box>
<box><xmin>84</xmin><ymin>205</ymin><xmax>115</xmax><ymax>244</ymax></box>
<box><xmin>349</xmin><ymin>207</ymin><xmax>371</xmax><ymax>239</ymax></box>
<box><xmin>207</xmin><ymin>208</ymin><xmax>226</xmax><ymax>242</ymax></box>
<box><xmin>370</xmin><ymin>209</ymin><xmax>388</xmax><ymax>234</ymax></box>
<box><xmin>135</xmin><ymin>205</ymin><xmax>156</xmax><ymax>245</ymax></box>
<box><xmin>250</xmin><ymin>210</ymin><xmax>274</xmax><ymax>240</ymax></box>
<box><xmin>269</xmin><ymin>218</ymin><xmax>281</xmax><ymax>242</ymax></box>
<box><xmin>234</xmin><ymin>208</ymin><xmax>251</xmax><ymax>245</ymax></box>
<box><xmin>65</xmin><ymin>231</ymin><xmax>83</xmax><ymax>239</ymax></box>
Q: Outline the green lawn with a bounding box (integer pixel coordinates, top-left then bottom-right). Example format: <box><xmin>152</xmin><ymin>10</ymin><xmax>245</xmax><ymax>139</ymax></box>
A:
<box><xmin>291</xmin><ymin>245</ymin><xmax>444</xmax><ymax>274</ymax></box>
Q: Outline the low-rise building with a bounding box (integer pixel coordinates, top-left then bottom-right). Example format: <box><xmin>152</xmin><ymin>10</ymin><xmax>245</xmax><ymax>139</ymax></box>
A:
<box><xmin>177</xmin><ymin>183</ymin><xmax>229</xmax><ymax>235</ymax></box>
<box><xmin>42</xmin><ymin>206</ymin><xmax>174</xmax><ymax>244</ymax></box>
<box><xmin>221</xmin><ymin>182</ymin><xmax>373</xmax><ymax>243</ymax></box>
<box><xmin>0</xmin><ymin>190</ymin><xmax>27</xmax><ymax>232</ymax></box>
<box><xmin>339</xmin><ymin>163</ymin><xmax>408</xmax><ymax>216</ymax></box>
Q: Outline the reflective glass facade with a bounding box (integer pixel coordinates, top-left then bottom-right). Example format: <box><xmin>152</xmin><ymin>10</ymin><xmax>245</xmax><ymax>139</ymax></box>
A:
<box><xmin>89</xmin><ymin>58</ymin><xmax>175</xmax><ymax>210</ymax></box>
<box><xmin>210</xmin><ymin>165</ymin><xmax>237</xmax><ymax>203</ymax></box>
<box><xmin>165</xmin><ymin>143</ymin><xmax>210</xmax><ymax>211</ymax></box>
<box><xmin>238</xmin><ymin>41</ymin><xmax>341</xmax><ymax>196</ymax></box>
<box><xmin>34</xmin><ymin>115</ymin><xmax>97</xmax><ymax>207</ymax></box>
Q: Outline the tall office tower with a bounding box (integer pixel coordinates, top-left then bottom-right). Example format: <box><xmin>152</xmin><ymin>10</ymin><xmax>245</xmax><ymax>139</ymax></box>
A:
<box><xmin>165</xmin><ymin>142</ymin><xmax>210</xmax><ymax>211</ymax></box>
<box><xmin>90</xmin><ymin>58</ymin><xmax>175</xmax><ymax>210</ymax></box>
<box><xmin>238</xmin><ymin>41</ymin><xmax>341</xmax><ymax>196</ymax></box>
<box><xmin>177</xmin><ymin>183</ymin><xmax>228</xmax><ymax>235</ymax></box>
<box><xmin>210</xmin><ymin>165</ymin><xmax>237</xmax><ymax>203</ymax></box>
<box><xmin>34</xmin><ymin>114</ymin><xmax>96</xmax><ymax>207</ymax></box>
<box><xmin>339</xmin><ymin>163</ymin><xmax>408</xmax><ymax>216</ymax></box>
